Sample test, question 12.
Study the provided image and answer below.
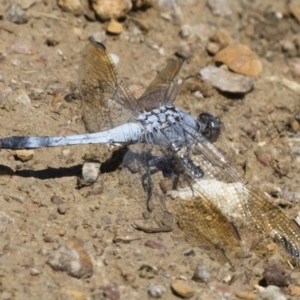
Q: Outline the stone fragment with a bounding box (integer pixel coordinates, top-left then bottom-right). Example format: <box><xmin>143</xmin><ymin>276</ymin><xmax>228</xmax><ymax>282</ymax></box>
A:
<box><xmin>263</xmin><ymin>263</ymin><xmax>291</xmax><ymax>287</ymax></box>
<box><xmin>192</xmin><ymin>265</ymin><xmax>210</xmax><ymax>283</ymax></box>
<box><xmin>206</xmin><ymin>42</ymin><xmax>220</xmax><ymax>55</ymax></box>
<box><xmin>81</xmin><ymin>162</ymin><xmax>101</xmax><ymax>184</ymax></box>
<box><xmin>200</xmin><ymin>66</ymin><xmax>254</xmax><ymax>93</ymax></box>
<box><xmin>214</xmin><ymin>44</ymin><xmax>263</xmax><ymax>77</ymax></box>
<box><xmin>107</xmin><ymin>19</ymin><xmax>123</xmax><ymax>34</ymax></box>
<box><xmin>144</xmin><ymin>240</ymin><xmax>167</xmax><ymax>251</ymax></box>
<box><xmin>171</xmin><ymin>280</ymin><xmax>195</xmax><ymax>299</ymax></box>
<box><xmin>257</xmin><ymin>285</ymin><xmax>287</xmax><ymax>300</ymax></box>
<box><xmin>234</xmin><ymin>290</ymin><xmax>256</xmax><ymax>299</ymax></box>
<box><xmin>92</xmin><ymin>0</ymin><xmax>132</xmax><ymax>21</ymax></box>
<box><xmin>6</xmin><ymin>3</ymin><xmax>28</xmax><ymax>24</ymax></box>
<box><xmin>207</xmin><ymin>0</ymin><xmax>232</xmax><ymax>17</ymax></box>
<box><xmin>30</xmin><ymin>268</ymin><xmax>40</xmax><ymax>276</ymax></box>
<box><xmin>47</xmin><ymin>236</ymin><xmax>93</xmax><ymax>278</ymax></box>
<box><xmin>89</xmin><ymin>31</ymin><xmax>107</xmax><ymax>43</ymax></box>
<box><xmin>103</xmin><ymin>283</ymin><xmax>120</xmax><ymax>300</ymax></box>
<box><xmin>209</xmin><ymin>28</ymin><xmax>231</xmax><ymax>49</ymax></box>
<box><xmin>148</xmin><ymin>283</ymin><xmax>166</xmax><ymax>298</ymax></box>
<box><xmin>289</xmin><ymin>284</ymin><xmax>300</xmax><ymax>296</ymax></box>
<box><xmin>57</xmin><ymin>0</ymin><xmax>83</xmax><ymax>16</ymax></box>
<box><xmin>289</xmin><ymin>2</ymin><xmax>300</xmax><ymax>23</ymax></box>
<box><xmin>15</xmin><ymin>149</ymin><xmax>34</xmax><ymax>162</ymax></box>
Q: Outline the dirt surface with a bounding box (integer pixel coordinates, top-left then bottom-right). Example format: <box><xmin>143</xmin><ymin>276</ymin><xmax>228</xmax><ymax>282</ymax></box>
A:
<box><xmin>1</xmin><ymin>0</ymin><xmax>300</xmax><ymax>299</ymax></box>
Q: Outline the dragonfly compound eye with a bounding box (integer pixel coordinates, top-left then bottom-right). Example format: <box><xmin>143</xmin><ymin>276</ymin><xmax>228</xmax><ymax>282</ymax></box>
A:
<box><xmin>196</xmin><ymin>112</ymin><xmax>221</xmax><ymax>143</ymax></box>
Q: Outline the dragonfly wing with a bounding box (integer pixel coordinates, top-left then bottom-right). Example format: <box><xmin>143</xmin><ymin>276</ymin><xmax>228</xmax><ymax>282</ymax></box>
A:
<box><xmin>122</xmin><ymin>128</ymin><xmax>242</xmax><ymax>263</ymax></box>
<box><xmin>138</xmin><ymin>55</ymin><xmax>185</xmax><ymax>110</ymax></box>
<box><xmin>79</xmin><ymin>42</ymin><xmax>140</xmax><ymax>133</ymax></box>
<box><xmin>173</xmin><ymin>131</ymin><xmax>300</xmax><ymax>260</ymax></box>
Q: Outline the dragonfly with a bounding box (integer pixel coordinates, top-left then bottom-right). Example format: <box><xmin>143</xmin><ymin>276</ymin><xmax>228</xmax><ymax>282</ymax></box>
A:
<box><xmin>1</xmin><ymin>41</ymin><xmax>300</xmax><ymax>263</ymax></box>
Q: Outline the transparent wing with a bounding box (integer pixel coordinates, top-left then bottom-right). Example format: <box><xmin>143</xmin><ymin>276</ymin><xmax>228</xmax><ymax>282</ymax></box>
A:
<box><xmin>123</xmin><ymin>118</ymin><xmax>300</xmax><ymax>262</ymax></box>
<box><xmin>137</xmin><ymin>55</ymin><xmax>185</xmax><ymax>110</ymax></box>
<box><xmin>122</xmin><ymin>126</ymin><xmax>243</xmax><ymax>263</ymax></box>
<box><xmin>79</xmin><ymin>42</ymin><xmax>141</xmax><ymax>133</ymax></box>
<box><xmin>170</xmin><ymin>127</ymin><xmax>300</xmax><ymax>260</ymax></box>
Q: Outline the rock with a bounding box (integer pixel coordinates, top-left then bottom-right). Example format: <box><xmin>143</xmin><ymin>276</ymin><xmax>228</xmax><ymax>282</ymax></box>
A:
<box><xmin>47</xmin><ymin>236</ymin><xmax>93</xmax><ymax>278</ymax></box>
<box><xmin>107</xmin><ymin>19</ymin><xmax>123</xmax><ymax>34</ymax></box>
<box><xmin>257</xmin><ymin>285</ymin><xmax>287</xmax><ymax>300</ymax></box>
<box><xmin>65</xmin><ymin>290</ymin><xmax>86</xmax><ymax>300</ymax></box>
<box><xmin>234</xmin><ymin>290</ymin><xmax>256</xmax><ymax>299</ymax></box>
<box><xmin>81</xmin><ymin>162</ymin><xmax>101</xmax><ymax>184</ymax></box>
<box><xmin>89</xmin><ymin>31</ymin><xmax>107</xmax><ymax>43</ymax></box>
<box><xmin>30</xmin><ymin>268</ymin><xmax>40</xmax><ymax>276</ymax></box>
<box><xmin>209</xmin><ymin>28</ymin><xmax>231</xmax><ymax>50</ymax></box>
<box><xmin>207</xmin><ymin>0</ymin><xmax>232</xmax><ymax>17</ymax></box>
<box><xmin>148</xmin><ymin>283</ymin><xmax>166</xmax><ymax>298</ymax></box>
<box><xmin>206</xmin><ymin>42</ymin><xmax>220</xmax><ymax>55</ymax></box>
<box><xmin>6</xmin><ymin>3</ymin><xmax>28</xmax><ymax>24</ymax></box>
<box><xmin>144</xmin><ymin>240</ymin><xmax>167</xmax><ymax>251</ymax></box>
<box><xmin>180</xmin><ymin>24</ymin><xmax>192</xmax><ymax>38</ymax></box>
<box><xmin>289</xmin><ymin>2</ymin><xmax>300</xmax><ymax>23</ymax></box>
<box><xmin>263</xmin><ymin>263</ymin><xmax>291</xmax><ymax>287</ymax></box>
<box><xmin>200</xmin><ymin>66</ymin><xmax>254</xmax><ymax>93</ymax></box>
<box><xmin>104</xmin><ymin>283</ymin><xmax>120</xmax><ymax>300</ymax></box>
<box><xmin>289</xmin><ymin>284</ymin><xmax>300</xmax><ymax>296</ymax></box>
<box><xmin>282</xmin><ymin>40</ymin><xmax>297</xmax><ymax>57</ymax></box>
<box><xmin>171</xmin><ymin>280</ymin><xmax>195</xmax><ymax>299</ymax></box>
<box><xmin>192</xmin><ymin>265</ymin><xmax>211</xmax><ymax>283</ymax></box>
<box><xmin>57</xmin><ymin>0</ymin><xmax>83</xmax><ymax>16</ymax></box>
<box><xmin>9</xmin><ymin>42</ymin><xmax>31</xmax><ymax>55</ymax></box>
<box><xmin>92</xmin><ymin>0</ymin><xmax>132</xmax><ymax>21</ymax></box>
<box><xmin>110</xmin><ymin>53</ymin><xmax>120</xmax><ymax>65</ymax></box>
<box><xmin>15</xmin><ymin>149</ymin><xmax>34</xmax><ymax>162</ymax></box>
<box><xmin>214</xmin><ymin>44</ymin><xmax>263</xmax><ymax>77</ymax></box>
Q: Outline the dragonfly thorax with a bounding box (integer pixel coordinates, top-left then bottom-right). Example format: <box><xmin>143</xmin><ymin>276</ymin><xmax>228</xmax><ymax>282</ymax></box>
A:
<box><xmin>138</xmin><ymin>105</ymin><xmax>194</xmax><ymax>133</ymax></box>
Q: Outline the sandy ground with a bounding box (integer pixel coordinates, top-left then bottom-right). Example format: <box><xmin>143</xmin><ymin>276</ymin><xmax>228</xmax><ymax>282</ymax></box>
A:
<box><xmin>1</xmin><ymin>0</ymin><xmax>300</xmax><ymax>299</ymax></box>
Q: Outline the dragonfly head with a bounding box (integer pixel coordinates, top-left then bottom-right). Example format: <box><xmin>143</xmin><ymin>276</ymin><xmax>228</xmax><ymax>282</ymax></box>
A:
<box><xmin>196</xmin><ymin>112</ymin><xmax>221</xmax><ymax>143</ymax></box>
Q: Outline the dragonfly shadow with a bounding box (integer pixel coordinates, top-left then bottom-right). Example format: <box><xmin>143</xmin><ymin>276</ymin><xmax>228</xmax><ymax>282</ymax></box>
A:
<box><xmin>100</xmin><ymin>146</ymin><xmax>128</xmax><ymax>173</ymax></box>
<box><xmin>13</xmin><ymin>164</ymin><xmax>82</xmax><ymax>180</ymax></box>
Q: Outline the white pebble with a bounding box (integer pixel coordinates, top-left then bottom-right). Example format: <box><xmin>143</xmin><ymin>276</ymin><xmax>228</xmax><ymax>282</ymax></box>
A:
<box><xmin>110</xmin><ymin>53</ymin><xmax>120</xmax><ymax>65</ymax></box>
<box><xmin>148</xmin><ymin>283</ymin><xmax>166</xmax><ymax>298</ymax></box>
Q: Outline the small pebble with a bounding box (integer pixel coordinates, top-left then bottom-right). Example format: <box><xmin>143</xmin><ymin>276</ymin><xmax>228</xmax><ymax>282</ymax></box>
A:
<box><xmin>144</xmin><ymin>240</ymin><xmax>167</xmax><ymax>251</ymax></box>
<box><xmin>214</xmin><ymin>44</ymin><xmax>263</xmax><ymax>77</ymax></box>
<box><xmin>92</xmin><ymin>0</ymin><xmax>132</xmax><ymax>21</ymax></box>
<box><xmin>104</xmin><ymin>282</ymin><xmax>120</xmax><ymax>300</ymax></box>
<box><xmin>192</xmin><ymin>265</ymin><xmax>211</xmax><ymax>283</ymax></box>
<box><xmin>207</xmin><ymin>0</ymin><xmax>232</xmax><ymax>17</ymax></box>
<box><xmin>47</xmin><ymin>236</ymin><xmax>93</xmax><ymax>278</ymax></box>
<box><xmin>263</xmin><ymin>263</ymin><xmax>291</xmax><ymax>287</ymax></box>
<box><xmin>171</xmin><ymin>280</ymin><xmax>195</xmax><ymax>299</ymax></box>
<box><xmin>180</xmin><ymin>24</ymin><xmax>192</xmax><ymax>38</ymax></box>
<box><xmin>6</xmin><ymin>3</ymin><xmax>28</xmax><ymax>24</ymax></box>
<box><xmin>257</xmin><ymin>285</ymin><xmax>287</xmax><ymax>300</ymax></box>
<box><xmin>15</xmin><ymin>149</ymin><xmax>34</xmax><ymax>162</ymax></box>
<box><xmin>289</xmin><ymin>2</ymin><xmax>300</xmax><ymax>23</ymax></box>
<box><xmin>107</xmin><ymin>19</ymin><xmax>123</xmax><ymax>34</ymax></box>
<box><xmin>30</xmin><ymin>268</ymin><xmax>40</xmax><ymax>276</ymax></box>
<box><xmin>57</xmin><ymin>205</ymin><xmax>67</xmax><ymax>215</ymax></box>
<box><xmin>148</xmin><ymin>283</ymin><xmax>166</xmax><ymax>298</ymax></box>
<box><xmin>206</xmin><ymin>42</ymin><xmax>220</xmax><ymax>55</ymax></box>
<box><xmin>57</xmin><ymin>0</ymin><xmax>83</xmax><ymax>16</ymax></box>
<box><xmin>89</xmin><ymin>31</ymin><xmax>107</xmax><ymax>43</ymax></box>
<box><xmin>289</xmin><ymin>284</ymin><xmax>300</xmax><ymax>296</ymax></box>
<box><xmin>200</xmin><ymin>66</ymin><xmax>254</xmax><ymax>93</ymax></box>
<box><xmin>110</xmin><ymin>53</ymin><xmax>120</xmax><ymax>65</ymax></box>
<box><xmin>81</xmin><ymin>162</ymin><xmax>101</xmax><ymax>184</ymax></box>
